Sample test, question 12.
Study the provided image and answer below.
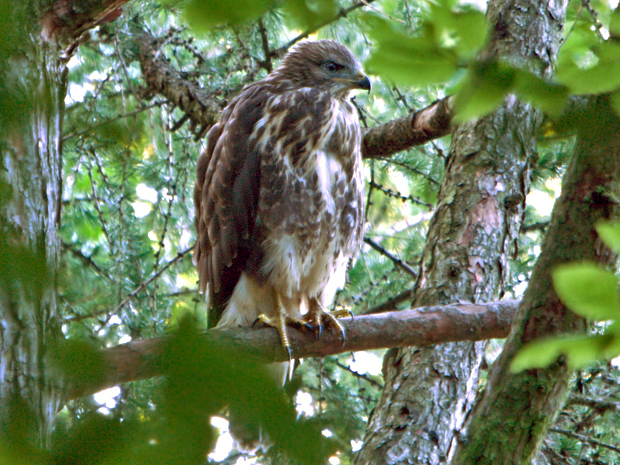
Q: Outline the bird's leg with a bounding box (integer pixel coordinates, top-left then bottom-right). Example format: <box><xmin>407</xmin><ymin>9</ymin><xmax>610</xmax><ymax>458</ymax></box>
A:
<box><xmin>305</xmin><ymin>297</ymin><xmax>347</xmax><ymax>342</ymax></box>
<box><xmin>256</xmin><ymin>291</ymin><xmax>310</xmax><ymax>359</ymax></box>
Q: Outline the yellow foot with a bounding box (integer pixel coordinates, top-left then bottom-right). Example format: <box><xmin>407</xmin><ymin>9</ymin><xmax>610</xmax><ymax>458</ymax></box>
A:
<box><xmin>255</xmin><ymin>292</ymin><xmax>312</xmax><ymax>359</ymax></box>
<box><xmin>305</xmin><ymin>298</ymin><xmax>349</xmax><ymax>343</ymax></box>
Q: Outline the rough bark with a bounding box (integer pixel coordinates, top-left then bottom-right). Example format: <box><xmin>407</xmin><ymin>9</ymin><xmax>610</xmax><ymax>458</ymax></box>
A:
<box><xmin>354</xmin><ymin>1</ymin><xmax>567</xmax><ymax>464</ymax></box>
<box><xmin>41</xmin><ymin>0</ymin><xmax>128</xmax><ymax>43</ymax></box>
<box><xmin>451</xmin><ymin>95</ymin><xmax>620</xmax><ymax>464</ymax></box>
<box><xmin>361</xmin><ymin>97</ymin><xmax>452</xmax><ymax>159</ymax></box>
<box><xmin>66</xmin><ymin>300</ymin><xmax>519</xmax><ymax>400</ymax></box>
<box><xmin>136</xmin><ymin>31</ymin><xmax>224</xmax><ymax>138</ymax></box>
<box><xmin>0</xmin><ymin>0</ymin><xmax>128</xmax><ymax>448</ymax></box>
<box><xmin>0</xmin><ymin>4</ymin><xmax>67</xmax><ymax>447</ymax></box>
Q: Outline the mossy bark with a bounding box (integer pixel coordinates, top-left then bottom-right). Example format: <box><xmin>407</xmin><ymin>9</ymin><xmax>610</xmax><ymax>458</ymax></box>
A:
<box><xmin>355</xmin><ymin>1</ymin><xmax>567</xmax><ymax>463</ymax></box>
<box><xmin>0</xmin><ymin>2</ymin><xmax>66</xmax><ymax>447</ymax></box>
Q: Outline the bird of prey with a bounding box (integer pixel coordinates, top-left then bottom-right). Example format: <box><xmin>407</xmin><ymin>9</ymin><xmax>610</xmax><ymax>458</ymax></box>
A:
<box><xmin>194</xmin><ymin>39</ymin><xmax>369</xmax><ymax>364</ymax></box>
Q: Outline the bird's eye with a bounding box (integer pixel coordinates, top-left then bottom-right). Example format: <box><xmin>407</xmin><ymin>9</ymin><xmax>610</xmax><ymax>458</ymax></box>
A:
<box><xmin>323</xmin><ymin>61</ymin><xmax>345</xmax><ymax>73</ymax></box>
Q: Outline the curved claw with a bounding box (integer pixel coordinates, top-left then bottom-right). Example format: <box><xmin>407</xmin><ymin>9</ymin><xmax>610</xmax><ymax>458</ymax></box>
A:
<box><xmin>306</xmin><ymin>298</ymin><xmax>347</xmax><ymax>345</ymax></box>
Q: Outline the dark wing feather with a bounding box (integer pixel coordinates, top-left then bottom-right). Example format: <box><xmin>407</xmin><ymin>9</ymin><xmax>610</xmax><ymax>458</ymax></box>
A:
<box><xmin>194</xmin><ymin>84</ymin><xmax>266</xmax><ymax>328</ymax></box>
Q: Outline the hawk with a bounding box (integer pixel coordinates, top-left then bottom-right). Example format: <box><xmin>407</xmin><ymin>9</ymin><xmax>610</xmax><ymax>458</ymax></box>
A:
<box><xmin>194</xmin><ymin>39</ymin><xmax>369</xmax><ymax>362</ymax></box>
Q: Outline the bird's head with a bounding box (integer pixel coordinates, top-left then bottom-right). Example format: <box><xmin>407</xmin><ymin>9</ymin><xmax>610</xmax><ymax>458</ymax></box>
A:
<box><xmin>275</xmin><ymin>39</ymin><xmax>371</xmax><ymax>97</ymax></box>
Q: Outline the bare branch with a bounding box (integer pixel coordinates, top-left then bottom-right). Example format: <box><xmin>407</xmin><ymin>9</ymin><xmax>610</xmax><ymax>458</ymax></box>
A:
<box><xmin>136</xmin><ymin>31</ymin><xmax>224</xmax><ymax>137</ymax></box>
<box><xmin>136</xmin><ymin>26</ymin><xmax>454</xmax><ymax>156</ymax></box>
<box><xmin>272</xmin><ymin>1</ymin><xmax>377</xmax><ymax>58</ymax></box>
<box><xmin>362</xmin><ymin>289</ymin><xmax>412</xmax><ymax>315</ymax></box>
<box><xmin>257</xmin><ymin>18</ymin><xmax>273</xmax><ymax>73</ymax></box>
<box><xmin>66</xmin><ymin>300</ymin><xmax>518</xmax><ymax>400</ymax></box>
<box><xmin>65</xmin><ymin>247</ymin><xmax>193</xmax><ymax>323</ymax></box>
<box><xmin>363</xmin><ymin>237</ymin><xmax>418</xmax><ymax>278</ymax></box>
<box><xmin>42</xmin><ymin>0</ymin><xmax>128</xmax><ymax>44</ymax></box>
<box><xmin>550</xmin><ymin>428</ymin><xmax>620</xmax><ymax>455</ymax></box>
<box><xmin>368</xmin><ymin>180</ymin><xmax>435</xmax><ymax>209</ymax></box>
<box><xmin>362</xmin><ymin>96</ymin><xmax>453</xmax><ymax>159</ymax></box>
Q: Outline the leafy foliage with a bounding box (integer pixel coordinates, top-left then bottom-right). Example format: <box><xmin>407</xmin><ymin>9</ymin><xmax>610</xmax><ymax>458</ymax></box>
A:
<box><xmin>5</xmin><ymin>0</ymin><xmax>620</xmax><ymax>463</ymax></box>
<box><xmin>513</xmin><ymin>222</ymin><xmax>620</xmax><ymax>373</ymax></box>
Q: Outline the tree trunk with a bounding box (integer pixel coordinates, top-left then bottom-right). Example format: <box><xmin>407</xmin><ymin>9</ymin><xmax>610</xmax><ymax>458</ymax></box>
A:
<box><xmin>0</xmin><ymin>3</ymin><xmax>66</xmax><ymax>447</ymax></box>
<box><xmin>354</xmin><ymin>1</ymin><xmax>567</xmax><ymax>464</ymax></box>
<box><xmin>451</xmin><ymin>94</ymin><xmax>620</xmax><ymax>463</ymax></box>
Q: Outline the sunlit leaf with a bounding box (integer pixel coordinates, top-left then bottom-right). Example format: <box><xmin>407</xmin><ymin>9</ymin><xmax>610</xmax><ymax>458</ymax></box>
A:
<box><xmin>513</xmin><ymin>69</ymin><xmax>569</xmax><ymax>116</ymax></box>
<box><xmin>553</xmin><ymin>263</ymin><xmax>620</xmax><ymax>320</ymax></box>
<box><xmin>556</xmin><ymin>23</ymin><xmax>620</xmax><ymax>95</ymax></box>
<box><xmin>453</xmin><ymin>60</ymin><xmax>515</xmax><ymax>122</ymax></box>
<box><xmin>173</xmin><ymin>0</ymin><xmax>275</xmax><ymax>31</ymax></box>
<box><xmin>364</xmin><ymin>16</ymin><xmax>457</xmax><ymax>87</ymax></box>
<box><xmin>596</xmin><ymin>221</ymin><xmax>620</xmax><ymax>253</ymax></box>
<box><xmin>511</xmin><ymin>334</ymin><xmax>620</xmax><ymax>372</ymax></box>
<box><xmin>285</xmin><ymin>0</ymin><xmax>338</xmax><ymax>30</ymax></box>
<box><xmin>429</xmin><ymin>1</ymin><xmax>486</xmax><ymax>57</ymax></box>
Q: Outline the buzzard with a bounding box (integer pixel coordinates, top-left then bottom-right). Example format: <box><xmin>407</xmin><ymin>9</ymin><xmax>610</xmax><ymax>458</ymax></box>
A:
<box><xmin>194</xmin><ymin>39</ymin><xmax>369</xmax><ymax>361</ymax></box>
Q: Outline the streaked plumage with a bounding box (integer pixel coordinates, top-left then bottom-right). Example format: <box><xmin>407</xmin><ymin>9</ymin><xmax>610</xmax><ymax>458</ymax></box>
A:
<box><xmin>194</xmin><ymin>38</ymin><xmax>369</xmax><ymax>450</ymax></box>
<box><xmin>194</xmin><ymin>40</ymin><xmax>368</xmax><ymax>344</ymax></box>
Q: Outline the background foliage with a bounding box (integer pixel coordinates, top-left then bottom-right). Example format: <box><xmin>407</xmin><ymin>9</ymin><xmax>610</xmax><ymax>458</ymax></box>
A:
<box><xmin>3</xmin><ymin>0</ymin><xmax>620</xmax><ymax>463</ymax></box>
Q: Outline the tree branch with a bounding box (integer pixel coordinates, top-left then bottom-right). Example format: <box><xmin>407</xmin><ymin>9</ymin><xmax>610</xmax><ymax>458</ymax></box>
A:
<box><xmin>66</xmin><ymin>300</ymin><xmax>518</xmax><ymax>400</ymax></box>
<box><xmin>135</xmin><ymin>26</ymin><xmax>454</xmax><ymax>156</ymax></box>
<box><xmin>136</xmin><ymin>30</ymin><xmax>225</xmax><ymax>138</ymax></box>
<box><xmin>362</xmin><ymin>96</ymin><xmax>453</xmax><ymax>159</ymax></box>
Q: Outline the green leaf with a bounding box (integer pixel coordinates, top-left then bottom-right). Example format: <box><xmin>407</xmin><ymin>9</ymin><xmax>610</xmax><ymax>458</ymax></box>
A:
<box><xmin>610</xmin><ymin>10</ymin><xmax>620</xmax><ymax>38</ymax></box>
<box><xmin>453</xmin><ymin>60</ymin><xmax>515</xmax><ymax>122</ymax></box>
<box><xmin>553</xmin><ymin>263</ymin><xmax>620</xmax><ymax>320</ymax></box>
<box><xmin>511</xmin><ymin>334</ymin><xmax>619</xmax><ymax>372</ymax></box>
<box><xmin>513</xmin><ymin>69</ymin><xmax>569</xmax><ymax>116</ymax></box>
<box><xmin>596</xmin><ymin>221</ymin><xmax>620</xmax><ymax>253</ymax></box>
<box><xmin>177</xmin><ymin>0</ymin><xmax>274</xmax><ymax>31</ymax></box>
<box><xmin>364</xmin><ymin>16</ymin><xmax>457</xmax><ymax>87</ymax></box>
<box><xmin>49</xmin><ymin>339</ymin><xmax>109</xmax><ymax>389</ymax></box>
<box><xmin>556</xmin><ymin>28</ymin><xmax>620</xmax><ymax>94</ymax></box>
<box><xmin>285</xmin><ymin>0</ymin><xmax>338</xmax><ymax>30</ymax></box>
<box><xmin>0</xmin><ymin>2</ymin><xmax>33</xmax><ymax>136</ymax></box>
<box><xmin>429</xmin><ymin>2</ymin><xmax>487</xmax><ymax>58</ymax></box>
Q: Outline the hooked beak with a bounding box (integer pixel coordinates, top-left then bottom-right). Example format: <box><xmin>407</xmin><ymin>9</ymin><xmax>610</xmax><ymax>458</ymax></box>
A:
<box><xmin>354</xmin><ymin>71</ymin><xmax>371</xmax><ymax>92</ymax></box>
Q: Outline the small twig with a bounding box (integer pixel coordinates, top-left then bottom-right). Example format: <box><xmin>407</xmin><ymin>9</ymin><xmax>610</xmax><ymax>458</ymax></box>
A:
<box><xmin>581</xmin><ymin>0</ymin><xmax>605</xmax><ymax>40</ymax></box>
<box><xmin>362</xmin><ymin>289</ymin><xmax>413</xmax><ymax>315</ymax></box>
<box><xmin>566</xmin><ymin>393</ymin><xmax>620</xmax><ymax>413</ymax></box>
<box><xmin>521</xmin><ymin>221</ymin><xmax>549</xmax><ymax>233</ymax></box>
<box><xmin>272</xmin><ymin>1</ymin><xmax>377</xmax><ymax>58</ymax></box>
<box><xmin>258</xmin><ymin>18</ymin><xmax>272</xmax><ymax>73</ymax></box>
<box><xmin>363</xmin><ymin>237</ymin><xmax>418</xmax><ymax>278</ymax></box>
<box><xmin>85</xmin><ymin>151</ymin><xmax>113</xmax><ymax>247</ymax></box>
<box><xmin>375</xmin><ymin>157</ymin><xmax>440</xmax><ymax>186</ymax></box>
<box><xmin>65</xmin><ymin>246</ymin><xmax>193</xmax><ymax>323</ymax></box>
<box><xmin>335</xmin><ymin>361</ymin><xmax>384</xmax><ymax>389</ymax></box>
<box><xmin>61</xmin><ymin>242</ymin><xmax>113</xmax><ymax>282</ymax></box>
<box><xmin>392</xmin><ymin>85</ymin><xmax>413</xmax><ymax>112</ymax></box>
<box><xmin>368</xmin><ymin>180</ymin><xmax>434</xmax><ymax>210</ymax></box>
<box><xmin>63</xmin><ymin>101</ymin><xmax>166</xmax><ymax>142</ymax></box>
<box><xmin>364</xmin><ymin>159</ymin><xmax>374</xmax><ymax>221</ymax></box>
<box><xmin>550</xmin><ymin>427</ymin><xmax>620</xmax><ymax>455</ymax></box>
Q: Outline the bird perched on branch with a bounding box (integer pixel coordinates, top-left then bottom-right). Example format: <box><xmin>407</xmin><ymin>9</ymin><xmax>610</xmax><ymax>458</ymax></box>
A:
<box><xmin>194</xmin><ymin>39</ymin><xmax>369</xmax><ymax>382</ymax></box>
